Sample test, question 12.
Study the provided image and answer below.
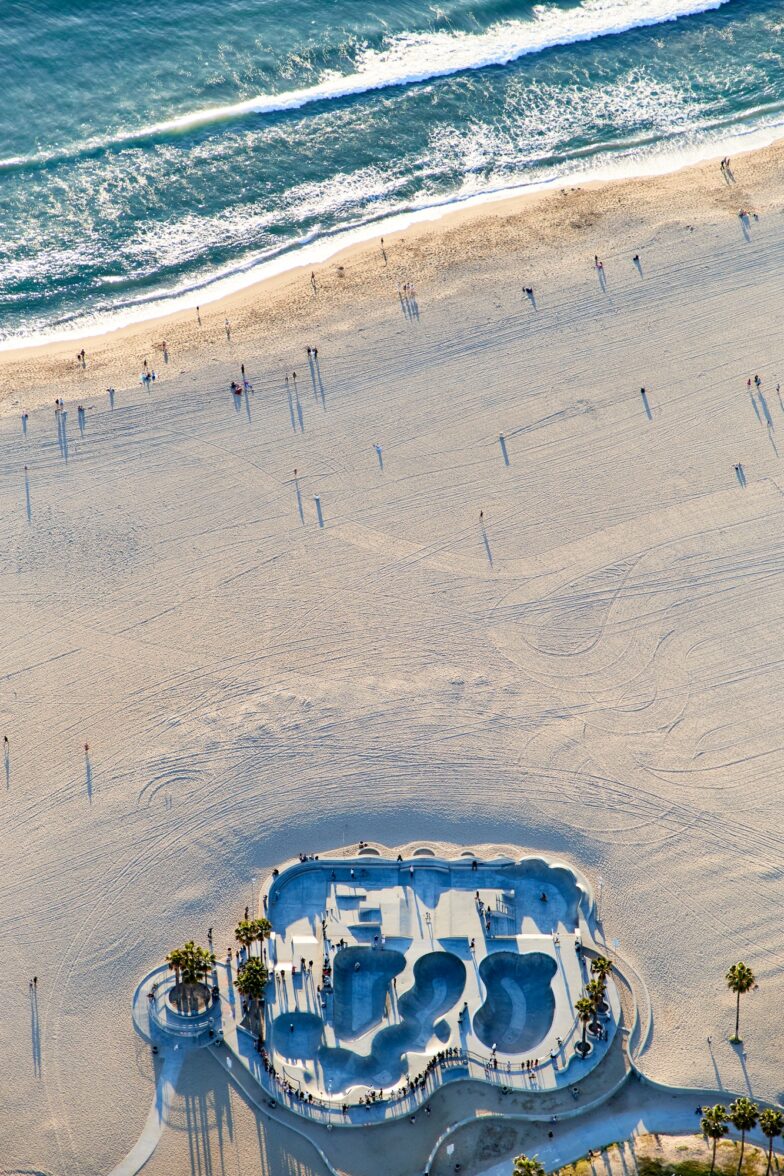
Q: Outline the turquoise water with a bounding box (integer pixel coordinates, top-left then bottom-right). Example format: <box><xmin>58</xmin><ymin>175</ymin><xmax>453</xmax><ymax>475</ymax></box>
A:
<box><xmin>1</xmin><ymin>0</ymin><xmax>783</xmax><ymax>344</ymax></box>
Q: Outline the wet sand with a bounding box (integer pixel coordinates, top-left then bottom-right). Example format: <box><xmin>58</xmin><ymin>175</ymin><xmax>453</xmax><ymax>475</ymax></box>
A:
<box><xmin>1</xmin><ymin>138</ymin><xmax>781</xmax><ymax>417</ymax></box>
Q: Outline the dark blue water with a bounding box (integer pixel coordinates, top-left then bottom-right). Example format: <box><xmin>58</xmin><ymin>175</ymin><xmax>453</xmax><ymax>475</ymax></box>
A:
<box><xmin>1</xmin><ymin>0</ymin><xmax>782</xmax><ymax>343</ymax></box>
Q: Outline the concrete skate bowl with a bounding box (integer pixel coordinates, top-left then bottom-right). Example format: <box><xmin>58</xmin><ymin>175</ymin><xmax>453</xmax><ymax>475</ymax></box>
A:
<box><xmin>396</xmin><ymin>950</ymin><xmax>466</xmax><ymax>1025</ymax></box>
<box><xmin>473</xmin><ymin>951</ymin><xmax>557</xmax><ymax>1053</ymax></box>
<box><xmin>332</xmin><ymin>946</ymin><xmax>406</xmax><ymax>1038</ymax></box>
<box><xmin>319</xmin><ymin>949</ymin><xmax>466</xmax><ymax>1093</ymax></box>
<box><xmin>271</xmin><ymin>1011</ymin><xmax>324</xmax><ymax>1060</ymax></box>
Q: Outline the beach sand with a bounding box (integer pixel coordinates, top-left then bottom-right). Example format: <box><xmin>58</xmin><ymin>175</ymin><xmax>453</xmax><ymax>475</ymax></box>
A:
<box><xmin>3</xmin><ymin>139</ymin><xmax>784</xmax><ymax>1176</ymax></box>
<box><xmin>2</xmin><ymin>138</ymin><xmax>783</xmax><ymax>415</ymax></box>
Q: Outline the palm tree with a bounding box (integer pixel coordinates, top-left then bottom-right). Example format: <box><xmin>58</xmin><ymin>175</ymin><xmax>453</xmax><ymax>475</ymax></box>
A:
<box><xmin>165</xmin><ymin>946</ymin><xmax>185</xmax><ymax>989</ymax></box>
<box><xmin>575</xmin><ymin>996</ymin><xmax>594</xmax><ymax>1055</ymax></box>
<box><xmin>251</xmin><ymin>917</ymin><xmax>272</xmax><ymax>955</ymax></box>
<box><xmin>178</xmin><ymin>940</ymin><xmax>216</xmax><ymax>1011</ymax></box>
<box><xmin>728</xmin><ymin>1096</ymin><xmax>759</xmax><ymax>1175</ymax></box>
<box><xmin>586</xmin><ymin>977</ymin><xmax>605</xmax><ymax>1007</ymax></box>
<box><xmin>235</xmin><ymin>956</ymin><xmax>269</xmax><ymax>1032</ymax></box>
<box><xmin>514</xmin><ymin>1156</ymin><xmax>545</xmax><ymax>1176</ymax></box>
<box><xmin>234</xmin><ymin>920</ymin><xmax>256</xmax><ymax>957</ymax></box>
<box><xmin>759</xmin><ymin>1108</ymin><xmax>784</xmax><ymax>1176</ymax></box>
<box><xmin>726</xmin><ymin>962</ymin><xmax>756</xmax><ymax>1042</ymax></box>
<box><xmin>590</xmin><ymin>955</ymin><xmax>613</xmax><ymax>989</ymax></box>
<box><xmin>701</xmin><ymin>1104</ymin><xmax>729</xmax><ymax>1175</ymax></box>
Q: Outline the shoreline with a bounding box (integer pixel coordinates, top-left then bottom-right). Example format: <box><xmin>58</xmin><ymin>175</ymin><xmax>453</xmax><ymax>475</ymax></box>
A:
<box><xmin>2</xmin><ymin>112</ymin><xmax>784</xmax><ymax>363</ymax></box>
<box><xmin>2</xmin><ymin>129</ymin><xmax>784</xmax><ymax>414</ymax></box>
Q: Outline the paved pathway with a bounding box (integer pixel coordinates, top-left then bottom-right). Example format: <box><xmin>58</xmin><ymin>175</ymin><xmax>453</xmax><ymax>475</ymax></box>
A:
<box><xmin>431</xmin><ymin>1078</ymin><xmax>778</xmax><ymax>1176</ymax></box>
<box><xmin>106</xmin><ymin>1053</ymin><xmax>183</xmax><ymax>1176</ymax></box>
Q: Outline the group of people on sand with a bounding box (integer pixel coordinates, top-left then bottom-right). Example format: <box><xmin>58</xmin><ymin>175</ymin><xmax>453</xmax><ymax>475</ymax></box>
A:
<box><xmin>139</xmin><ymin>358</ymin><xmax>157</xmax><ymax>386</ymax></box>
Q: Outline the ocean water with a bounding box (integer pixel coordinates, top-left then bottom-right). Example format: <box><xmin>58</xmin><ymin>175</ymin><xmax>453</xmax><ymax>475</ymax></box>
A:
<box><xmin>1</xmin><ymin>0</ymin><xmax>783</xmax><ymax>345</ymax></box>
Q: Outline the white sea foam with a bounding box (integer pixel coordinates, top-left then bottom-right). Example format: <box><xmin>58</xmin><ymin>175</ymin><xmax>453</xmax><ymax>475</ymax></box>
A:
<box><xmin>138</xmin><ymin>0</ymin><xmax>735</xmax><ymax>132</ymax></box>
<box><xmin>0</xmin><ymin>0</ymin><xmax>732</xmax><ymax>169</ymax></box>
<box><xmin>4</xmin><ymin>105</ymin><xmax>784</xmax><ymax>354</ymax></box>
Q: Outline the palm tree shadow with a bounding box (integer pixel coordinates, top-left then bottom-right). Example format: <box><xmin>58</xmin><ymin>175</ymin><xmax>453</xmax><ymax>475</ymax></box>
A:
<box><xmin>707</xmin><ymin>1037</ymin><xmax>725</xmax><ymax>1090</ymax></box>
<box><xmin>167</xmin><ymin>1050</ymin><xmax>327</xmax><ymax>1176</ymax></box>
<box><xmin>731</xmin><ymin>1041</ymin><xmax>754</xmax><ymax>1096</ymax></box>
<box><xmin>168</xmin><ymin>1056</ymin><xmax>235</xmax><ymax>1176</ymax></box>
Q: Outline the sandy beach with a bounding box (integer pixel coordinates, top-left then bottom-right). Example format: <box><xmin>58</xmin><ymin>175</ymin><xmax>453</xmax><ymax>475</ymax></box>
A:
<box><xmin>3</xmin><ymin>137</ymin><xmax>784</xmax><ymax>415</ymax></box>
<box><xmin>4</xmin><ymin>136</ymin><xmax>784</xmax><ymax>1175</ymax></box>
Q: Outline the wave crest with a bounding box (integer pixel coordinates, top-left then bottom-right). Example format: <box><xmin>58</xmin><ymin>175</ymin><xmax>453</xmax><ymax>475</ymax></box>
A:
<box><xmin>0</xmin><ymin>0</ymin><xmax>732</xmax><ymax>169</ymax></box>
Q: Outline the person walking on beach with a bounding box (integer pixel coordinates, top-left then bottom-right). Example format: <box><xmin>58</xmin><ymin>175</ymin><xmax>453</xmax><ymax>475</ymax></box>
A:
<box><xmin>225</xmin><ymin>317</ymin><xmax>231</xmax><ymax>341</ymax></box>
<box><xmin>311</xmin><ymin>271</ymin><xmax>317</xmax><ymax>294</ymax></box>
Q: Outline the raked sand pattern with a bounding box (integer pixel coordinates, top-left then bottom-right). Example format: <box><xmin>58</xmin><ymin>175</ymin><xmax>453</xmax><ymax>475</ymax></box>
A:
<box><xmin>3</xmin><ymin>145</ymin><xmax>784</xmax><ymax>1174</ymax></box>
